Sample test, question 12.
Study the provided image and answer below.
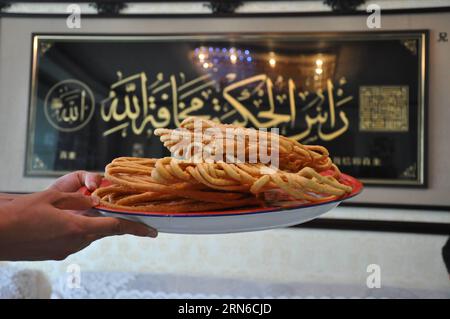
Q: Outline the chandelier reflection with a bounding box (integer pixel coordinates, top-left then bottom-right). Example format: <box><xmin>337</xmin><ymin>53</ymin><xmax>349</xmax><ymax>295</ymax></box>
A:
<box><xmin>193</xmin><ymin>46</ymin><xmax>253</xmax><ymax>69</ymax></box>
<box><xmin>192</xmin><ymin>46</ymin><xmax>336</xmax><ymax>93</ymax></box>
<box><xmin>299</xmin><ymin>54</ymin><xmax>336</xmax><ymax>91</ymax></box>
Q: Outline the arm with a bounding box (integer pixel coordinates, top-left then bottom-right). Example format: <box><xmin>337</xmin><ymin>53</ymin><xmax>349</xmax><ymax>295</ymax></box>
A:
<box><xmin>0</xmin><ymin>170</ymin><xmax>100</xmax><ymax>202</ymax></box>
<box><xmin>0</xmin><ymin>193</ymin><xmax>23</xmax><ymax>204</ymax></box>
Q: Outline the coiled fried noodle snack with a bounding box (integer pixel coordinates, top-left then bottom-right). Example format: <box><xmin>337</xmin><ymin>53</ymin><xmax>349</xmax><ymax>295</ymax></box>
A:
<box><xmin>155</xmin><ymin>117</ymin><xmax>337</xmax><ymax>175</ymax></box>
<box><xmin>92</xmin><ymin>117</ymin><xmax>352</xmax><ymax>212</ymax></box>
<box><xmin>92</xmin><ymin>156</ymin><xmax>352</xmax><ymax>213</ymax></box>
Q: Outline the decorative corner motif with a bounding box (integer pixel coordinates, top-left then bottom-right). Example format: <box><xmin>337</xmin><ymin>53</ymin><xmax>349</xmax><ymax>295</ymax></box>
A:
<box><xmin>32</xmin><ymin>155</ymin><xmax>46</xmax><ymax>170</ymax></box>
<box><xmin>205</xmin><ymin>0</ymin><xmax>243</xmax><ymax>14</ymax></box>
<box><xmin>39</xmin><ymin>41</ymin><xmax>53</xmax><ymax>57</ymax></box>
<box><xmin>323</xmin><ymin>0</ymin><xmax>366</xmax><ymax>12</ymax></box>
<box><xmin>90</xmin><ymin>1</ymin><xmax>127</xmax><ymax>15</ymax></box>
<box><xmin>401</xmin><ymin>39</ymin><xmax>418</xmax><ymax>55</ymax></box>
<box><xmin>401</xmin><ymin>163</ymin><xmax>417</xmax><ymax>179</ymax></box>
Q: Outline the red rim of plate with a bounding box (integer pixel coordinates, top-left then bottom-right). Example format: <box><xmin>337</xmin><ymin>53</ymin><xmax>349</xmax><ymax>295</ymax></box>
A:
<box><xmin>80</xmin><ymin>172</ymin><xmax>363</xmax><ymax>217</ymax></box>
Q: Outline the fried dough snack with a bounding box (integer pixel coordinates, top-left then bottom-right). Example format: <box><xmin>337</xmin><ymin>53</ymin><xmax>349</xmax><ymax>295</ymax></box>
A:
<box><xmin>154</xmin><ymin>117</ymin><xmax>336</xmax><ymax>174</ymax></box>
<box><xmin>92</xmin><ymin>117</ymin><xmax>352</xmax><ymax>213</ymax></box>
<box><xmin>92</xmin><ymin>157</ymin><xmax>261</xmax><ymax>212</ymax></box>
<box><xmin>92</xmin><ymin>156</ymin><xmax>352</xmax><ymax>213</ymax></box>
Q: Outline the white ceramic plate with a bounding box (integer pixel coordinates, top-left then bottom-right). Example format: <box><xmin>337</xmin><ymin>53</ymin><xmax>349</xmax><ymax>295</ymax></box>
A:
<box><xmin>83</xmin><ymin>173</ymin><xmax>362</xmax><ymax>234</ymax></box>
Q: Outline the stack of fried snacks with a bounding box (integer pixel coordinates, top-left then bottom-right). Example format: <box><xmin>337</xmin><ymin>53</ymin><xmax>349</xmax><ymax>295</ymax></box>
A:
<box><xmin>155</xmin><ymin>117</ymin><xmax>336</xmax><ymax>174</ymax></box>
<box><xmin>92</xmin><ymin>117</ymin><xmax>353</xmax><ymax>213</ymax></box>
<box><xmin>93</xmin><ymin>157</ymin><xmax>351</xmax><ymax>212</ymax></box>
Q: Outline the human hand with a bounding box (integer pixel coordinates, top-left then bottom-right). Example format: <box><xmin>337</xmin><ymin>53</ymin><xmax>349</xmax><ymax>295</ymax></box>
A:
<box><xmin>47</xmin><ymin>170</ymin><xmax>103</xmax><ymax>217</ymax></box>
<box><xmin>0</xmin><ymin>189</ymin><xmax>157</xmax><ymax>261</ymax></box>
<box><xmin>48</xmin><ymin>170</ymin><xmax>103</xmax><ymax>193</ymax></box>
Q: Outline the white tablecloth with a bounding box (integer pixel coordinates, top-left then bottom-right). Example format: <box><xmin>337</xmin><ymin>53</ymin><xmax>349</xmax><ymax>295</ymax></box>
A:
<box><xmin>1</xmin><ymin>265</ymin><xmax>449</xmax><ymax>299</ymax></box>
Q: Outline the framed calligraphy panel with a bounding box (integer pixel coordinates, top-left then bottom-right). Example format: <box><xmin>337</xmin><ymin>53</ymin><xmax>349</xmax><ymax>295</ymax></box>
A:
<box><xmin>26</xmin><ymin>32</ymin><xmax>427</xmax><ymax>186</ymax></box>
